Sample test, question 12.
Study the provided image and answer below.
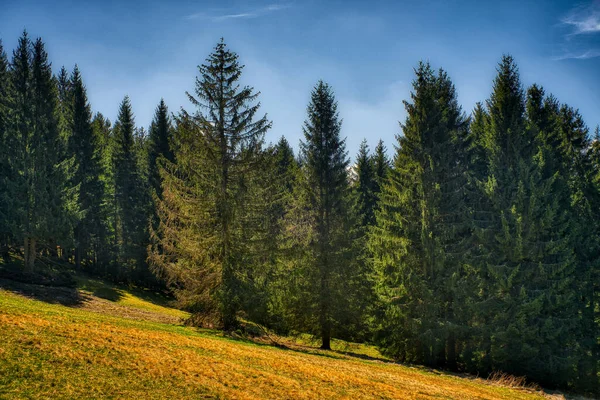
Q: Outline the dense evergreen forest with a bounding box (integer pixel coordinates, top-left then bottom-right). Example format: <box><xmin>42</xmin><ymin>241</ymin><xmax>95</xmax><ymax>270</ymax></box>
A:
<box><xmin>0</xmin><ymin>31</ymin><xmax>598</xmax><ymax>395</ymax></box>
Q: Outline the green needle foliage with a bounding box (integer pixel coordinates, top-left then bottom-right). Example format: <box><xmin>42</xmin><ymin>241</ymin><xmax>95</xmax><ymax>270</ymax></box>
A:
<box><xmin>3</xmin><ymin>32</ymin><xmax>76</xmax><ymax>272</ymax></box>
<box><xmin>150</xmin><ymin>40</ymin><xmax>271</xmax><ymax>330</ymax></box>
<box><xmin>370</xmin><ymin>62</ymin><xmax>471</xmax><ymax>368</ymax></box>
<box><xmin>0</xmin><ymin>30</ymin><xmax>597</xmax><ymax>394</ymax></box>
<box><xmin>67</xmin><ymin>66</ymin><xmax>107</xmax><ymax>270</ymax></box>
<box><xmin>284</xmin><ymin>81</ymin><xmax>355</xmax><ymax>349</ymax></box>
<box><xmin>112</xmin><ymin>96</ymin><xmax>148</xmax><ymax>280</ymax></box>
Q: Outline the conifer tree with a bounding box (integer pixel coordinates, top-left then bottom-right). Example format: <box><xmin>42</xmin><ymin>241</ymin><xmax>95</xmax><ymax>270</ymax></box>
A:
<box><xmin>554</xmin><ymin>105</ymin><xmax>599</xmax><ymax>392</ymax></box>
<box><xmin>370</xmin><ymin>63</ymin><xmax>470</xmax><ymax>367</ymax></box>
<box><xmin>475</xmin><ymin>56</ymin><xmax>579</xmax><ymax>386</ymax></box>
<box><xmin>56</xmin><ymin>66</ymin><xmax>72</xmax><ymax>144</ymax></box>
<box><xmin>290</xmin><ymin>80</ymin><xmax>352</xmax><ymax>349</ymax></box>
<box><xmin>147</xmin><ymin>99</ymin><xmax>174</xmax><ymax>201</ymax></box>
<box><xmin>150</xmin><ymin>40</ymin><xmax>271</xmax><ymax>329</ymax></box>
<box><xmin>4</xmin><ymin>33</ymin><xmax>74</xmax><ymax>271</ymax></box>
<box><xmin>68</xmin><ymin>66</ymin><xmax>107</xmax><ymax>270</ymax></box>
<box><xmin>353</xmin><ymin>140</ymin><xmax>377</xmax><ymax>227</ymax></box>
<box><xmin>112</xmin><ymin>96</ymin><xmax>146</xmax><ymax>279</ymax></box>
<box><xmin>91</xmin><ymin>112</ymin><xmax>115</xmax><ymax>273</ymax></box>
<box><xmin>373</xmin><ymin>139</ymin><xmax>390</xmax><ymax>196</ymax></box>
<box><xmin>0</xmin><ymin>40</ymin><xmax>12</xmax><ymax>261</ymax></box>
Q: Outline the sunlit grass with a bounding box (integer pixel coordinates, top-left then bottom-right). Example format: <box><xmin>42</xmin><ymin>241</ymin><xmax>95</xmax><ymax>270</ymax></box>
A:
<box><xmin>75</xmin><ymin>274</ymin><xmax>188</xmax><ymax>320</ymax></box>
<box><xmin>0</xmin><ymin>286</ymin><xmax>550</xmax><ymax>400</ymax></box>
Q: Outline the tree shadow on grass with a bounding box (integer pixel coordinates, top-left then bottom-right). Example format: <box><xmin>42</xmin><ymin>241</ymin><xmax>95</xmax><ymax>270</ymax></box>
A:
<box><xmin>220</xmin><ymin>331</ymin><xmax>388</xmax><ymax>363</ymax></box>
<box><xmin>90</xmin><ymin>286</ymin><xmax>124</xmax><ymax>302</ymax></box>
<box><xmin>0</xmin><ymin>277</ymin><xmax>87</xmax><ymax>306</ymax></box>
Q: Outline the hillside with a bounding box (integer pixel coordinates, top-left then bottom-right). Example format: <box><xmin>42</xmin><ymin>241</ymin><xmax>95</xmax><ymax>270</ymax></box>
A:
<box><xmin>0</xmin><ymin>275</ymin><xmax>561</xmax><ymax>400</ymax></box>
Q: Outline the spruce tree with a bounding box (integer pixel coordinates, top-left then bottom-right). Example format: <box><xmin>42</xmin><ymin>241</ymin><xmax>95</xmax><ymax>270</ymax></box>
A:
<box><xmin>373</xmin><ymin>139</ymin><xmax>390</xmax><ymax>196</ymax></box>
<box><xmin>293</xmin><ymin>80</ymin><xmax>352</xmax><ymax>349</ymax></box>
<box><xmin>0</xmin><ymin>40</ymin><xmax>11</xmax><ymax>261</ymax></box>
<box><xmin>150</xmin><ymin>40</ymin><xmax>271</xmax><ymax>329</ymax></box>
<box><xmin>4</xmin><ymin>33</ymin><xmax>74</xmax><ymax>271</ymax></box>
<box><xmin>112</xmin><ymin>96</ymin><xmax>146</xmax><ymax>280</ymax></box>
<box><xmin>476</xmin><ymin>56</ymin><xmax>579</xmax><ymax>386</ymax></box>
<box><xmin>353</xmin><ymin>139</ymin><xmax>377</xmax><ymax>227</ymax></box>
<box><xmin>554</xmin><ymin>105</ymin><xmax>600</xmax><ymax>392</ymax></box>
<box><xmin>68</xmin><ymin>66</ymin><xmax>107</xmax><ymax>270</ymax></box>
<box><xmin>370</xmin><ymin>63</ymin><xmax>470</xmax><ymax>367</ymax></box>
<box><xmin>91</xmin><ymin>112</ymin><xmax>115</xmax><ymax>274</ymax></box>
<box><xmin>147</xmin><ymin>99</ymin><xmax>174</xmax><ymax>201</ymax></box>
<box><xmin>56</xmin><ymin>66</ymin><xmax>72</xmax><ymax>145</ymax></box>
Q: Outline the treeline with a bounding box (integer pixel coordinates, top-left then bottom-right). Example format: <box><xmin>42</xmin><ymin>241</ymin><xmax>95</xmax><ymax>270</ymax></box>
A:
<box><xmin>0</xmin><ymin>32</ymin><xmax>598</xmax><ymax>394</ymax></box>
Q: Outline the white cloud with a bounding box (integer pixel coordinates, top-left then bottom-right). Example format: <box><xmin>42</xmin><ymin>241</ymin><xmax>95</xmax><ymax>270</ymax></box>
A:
<box><xmin>552</xmin><ymin>49</ymin><xmax>600</xmax><ymax>60</ymax></box>
<box><xmin>555</xmin><ymin>1</ymin><xmax>600</xmax><ymax>61</ymax></box>
<box><xmin>186</xmin><ymin>3</ymin><xmax>291</xmax><ymax>22</ymax></box>
<box><xmin>562</xmin><ymin>1</ymin><xmax>600</xmax><ymax>35</ymax></box>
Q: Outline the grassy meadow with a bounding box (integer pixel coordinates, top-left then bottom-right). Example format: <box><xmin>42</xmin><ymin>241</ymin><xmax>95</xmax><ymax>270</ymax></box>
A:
<box><xmin>0</xmin><ymin>275</ymin><xmax>561</xmax><ymax>399</ymax></box>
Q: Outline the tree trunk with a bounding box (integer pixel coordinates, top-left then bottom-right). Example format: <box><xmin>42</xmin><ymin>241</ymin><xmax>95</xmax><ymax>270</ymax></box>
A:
<box><xmin>75</xmin><ymin>245</ymin><xmax>81</xmax><ymax>269</ymax></box>
<box><xmin>1</xmin><ymin>236</ymin><xmax>9</xmax><ymax>263</ymax></box>
<box><xmin>447</xmin><ymin>332</ymin><xmax>457</xmax><ymax>370</ymax></box>
<box><xmin>321</xmin><ymin>326</ymin><xmax>331</xmax><ymax>350</ymax></box>
<box><xmin>23</xmin><ymin>237</ymin><xmax>36</xmax><ymax>273</ymax></box>
<box><xmin>319</xmin><ymin>253</ymin><xmax>331</xmax><ymax>350</ymax></box>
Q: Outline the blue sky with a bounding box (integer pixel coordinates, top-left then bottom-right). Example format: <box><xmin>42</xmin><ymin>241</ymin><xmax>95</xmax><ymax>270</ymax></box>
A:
<box><xmin>1</xmin><ymin>0</ymin><xmax>599</xmax><ymax>157</ymax></box>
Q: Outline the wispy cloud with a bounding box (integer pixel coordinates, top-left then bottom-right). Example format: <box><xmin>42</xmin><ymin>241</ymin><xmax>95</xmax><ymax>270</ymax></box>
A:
<box><xmin>186</xmin><ymin>3</ymin><xmax>291</xmax><ymax>22</ymax></box>
<box><xmin>561</xmin><ymin>1</ymin><xmax>600</xmax><ymax>36</ymax></box>
<box><xmin>553</xmin><ymin>49</ymin><xmax>600</xmax><ymax>60</ymax></box>
<box><xmin>554</xmin><ymin>1</ymin><xmax>600</xmax><ymax>61</ymax></box>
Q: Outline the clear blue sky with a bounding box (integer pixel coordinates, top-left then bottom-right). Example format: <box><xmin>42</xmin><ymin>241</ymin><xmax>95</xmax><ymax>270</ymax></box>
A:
<box><xmin>1</xmin><ymin>0</ymin><xmax>599</xmax><ymax>157</ymax></box>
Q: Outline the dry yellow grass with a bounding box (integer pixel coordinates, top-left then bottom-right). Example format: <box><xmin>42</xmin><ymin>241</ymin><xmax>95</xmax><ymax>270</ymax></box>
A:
<box><xmin>0</xmin><ymin>286</ymin><xmax>552</xmax><ymax>400</ymax></box>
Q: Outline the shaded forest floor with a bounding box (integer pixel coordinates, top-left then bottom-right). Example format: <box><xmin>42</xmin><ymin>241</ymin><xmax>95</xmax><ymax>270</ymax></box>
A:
<box><xmin>0</xmin><ymin>272</ymin><xmax>580</xmax><ymax>399</ymax></box>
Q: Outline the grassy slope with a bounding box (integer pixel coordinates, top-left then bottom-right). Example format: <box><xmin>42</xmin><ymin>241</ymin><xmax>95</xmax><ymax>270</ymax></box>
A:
<box><xmin>0</xmin><ymin>276</ymin><xmax>550</xmax><ymax>400</ymax></box>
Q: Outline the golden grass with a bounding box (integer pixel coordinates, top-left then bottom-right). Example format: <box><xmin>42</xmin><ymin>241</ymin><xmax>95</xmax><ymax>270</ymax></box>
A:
<box><xmin>75</xmin><ymin>275</ymin><xmax>189</xmax><ymax>320</ymax></box>
<box><xmin>0</xmin><ymin>288</ymin><xmax>553</xmax><ymax>400</ymax></box>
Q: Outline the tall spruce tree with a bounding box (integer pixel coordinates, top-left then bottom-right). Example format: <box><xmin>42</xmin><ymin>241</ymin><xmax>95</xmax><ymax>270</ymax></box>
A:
<box><xmin>370</xmin><ymin>63</ymin><xmax>470</xmax><ymax>368</ymax></box>
<box><xmin>91</xmin><ymin>112</ymin><xmax>115</xmax><ymax>274</ymax></box>
<box><xmin>0</xmin><ymin>40</ymin><xmax>11</xmax><ymax>261</ymax></box>
<box><xmin>373</xmin><ymin>139</ymin><xmax>390</xmax><ymax>196</ymax></box>
<box><xmin>553</xmin><ymin>104</ymin><xmax>600</xmax><ymax>392</ymax></box>
<box><xmin>68</xmin><ymin>66</ymin><xmax>107</xmax><ymax>270</ymax></box>
<box><xmin>353</xmin><ymin>140</ymin><xmax>377</xmax><ymax>227</ymax></box>
<box><xmin>150</xmin><ymin>40</ymin><xmax>271</xmax><ymax>329</ymax></box>
<box><xmin>147</xmin><ymin>99</ymin><xmax>174</xmax><ymax>201</ymax></box>
<box><xmin>291</xmin><ymin>80</ymin><xmax>352</xmax><ymax>349</ymax></box>
<box><xmin>475</xmin><ymin>56</ymin><xmax>579</xmax><ymax>386</ymax></box>
<box><xmin>56</xmin><ymin>66</ymin><xmax>72</xmax><ymax>145</ymax></box>
<box><xmin>3</xmin><ymin>33</ymin><xmax>74</xmax><ymax>271</ymax></box>
<box><xmin>112</xmin><ymin>96</ymin><xmax>146</xmax><ymax>280</ymax></box>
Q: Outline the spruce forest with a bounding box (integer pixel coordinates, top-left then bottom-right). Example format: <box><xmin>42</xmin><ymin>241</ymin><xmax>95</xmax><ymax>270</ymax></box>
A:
<box><xmin>0</xmin><ymin>31</ymin><xmax>598</xmax><ymax>397</ymax></box>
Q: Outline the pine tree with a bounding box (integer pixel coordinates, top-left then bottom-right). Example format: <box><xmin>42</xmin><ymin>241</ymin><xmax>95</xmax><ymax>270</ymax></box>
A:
<box><xmin>0</xmin><ymin>39</ymin><xmax>12</xmax><ymax>261</ymax></box>
<box><xmin>112</xmin><ymin>96</ymin><xmax>146</xmax><ymax>280</ymax></box>
<box><xmin>353</xmin><ymin>139</ymin><xmax>377</xmax><ymax>227</ymax></box>
<box><xmin>373</xmin><ymin>139</ymin><xmax>390</xmax><ymax>196</ymax></box>
<box><xmin>554</xmin><ymin>105</ymin><xmax>599</xmax><ymax>392</ymax></box>
<box><xmin>292</xmin><ymin>80</ymin><xmax>352</xmax><ymax>350</ymax></box>
<box><xmin>147</xmin><ymin>99</ymin><xmax>174</xmax><ymax>201</ymax></box>
<box><xmin>56</xmin><ymin>66</ymin><xmax>72</xmax><ymax>145</ymax></box>
<box><xmin>370</xmin><ymin>63</ymin><xmax>470</xmax><ymax>367</ymax></box>
<box><xmin>150</xmin><ymin>40</ymin><xmax>271</xmax><ymax>329</ymax></box>
<box><xmin>475</xmin><ymin>57</ymin><xmax>579</xmax><ymax>386</ymax></box>
<box><xmin>68</xmin><ymin>66</ymin><xmax>107</xmax><ymax>270</ymax></box>
<box><xmin>91</xmin><ymin>112</ymin><xmax>115</xmax><ymax>274</ymax></box>
<box><xmin>4</xmin><ymin>33</ymin><xmax>74</xmax><ymax>272</ymax></box>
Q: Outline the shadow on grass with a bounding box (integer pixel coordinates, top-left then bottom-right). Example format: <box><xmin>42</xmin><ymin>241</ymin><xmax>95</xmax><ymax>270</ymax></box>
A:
<box><xmin>0</xmin><ymin>277</ymin><xmax>87</xmax><ymax>306</ymax></box>
<box><xmin>76</xmin><ymin>271</ymin><xmax>173</xmax><ymax>308</ymax></box>
<box><xmin>220</xmin><ymin>330</ymin><xmax>388</xmax><ymax>363</ymax></box>
<box><xmin>91</xmin><ymin>286</ymin><xmax>124</xmax><ymax>302</ymax></box>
